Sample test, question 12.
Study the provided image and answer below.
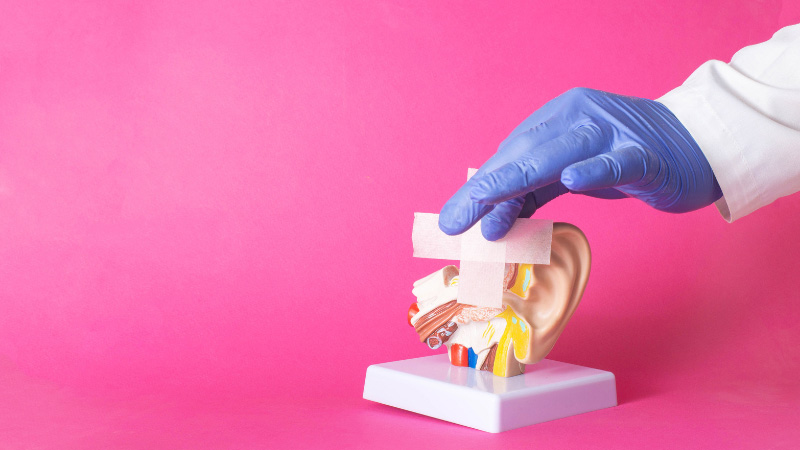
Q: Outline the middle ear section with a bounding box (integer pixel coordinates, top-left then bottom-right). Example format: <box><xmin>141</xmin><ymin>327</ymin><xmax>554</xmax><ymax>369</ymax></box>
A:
<box><xmin>409</xmin><ymin>222</ymin><xmax>591</xmax><ymax>376</ymax></box>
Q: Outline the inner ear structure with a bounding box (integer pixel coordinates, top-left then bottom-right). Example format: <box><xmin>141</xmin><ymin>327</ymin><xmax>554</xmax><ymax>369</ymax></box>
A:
<box><xmin>408</xmin><ymin>223</ymin><xmax>591</xmax><ymax>377</ymax></box>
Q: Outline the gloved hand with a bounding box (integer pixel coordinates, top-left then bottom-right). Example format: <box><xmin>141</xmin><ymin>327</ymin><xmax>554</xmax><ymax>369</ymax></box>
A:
<box><xmin>438</xmin><ymin>88</ymin><xmax>723</xmax><ymax>240</ymax></box>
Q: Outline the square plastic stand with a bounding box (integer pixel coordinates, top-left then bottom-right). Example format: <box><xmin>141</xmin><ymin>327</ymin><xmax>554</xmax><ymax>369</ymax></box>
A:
<box><xmin>363</xmin><ymin>354</ymin><xmax>617</xmax><ymax>433</ymax></box>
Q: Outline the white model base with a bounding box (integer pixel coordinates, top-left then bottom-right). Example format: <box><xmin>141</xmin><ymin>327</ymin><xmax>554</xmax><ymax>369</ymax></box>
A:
<box><xmin>363</xmin><ymin>354</ymin><xmax>617</xmax><ymax>433</ymax></box>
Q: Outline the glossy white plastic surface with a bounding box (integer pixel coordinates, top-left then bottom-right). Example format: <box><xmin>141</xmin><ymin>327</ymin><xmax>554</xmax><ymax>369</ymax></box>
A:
<box><xmin>363</xmin><ymin>354</ymin><xmax>616</xmax><ymax>433</ymax></box>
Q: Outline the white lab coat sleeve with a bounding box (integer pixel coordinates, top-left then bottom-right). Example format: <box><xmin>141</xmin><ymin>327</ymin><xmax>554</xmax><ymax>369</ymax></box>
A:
<box><xmin>657</xmin><ymin>24</ymin><xmax>800</xmax><ymax>222</ymax></box>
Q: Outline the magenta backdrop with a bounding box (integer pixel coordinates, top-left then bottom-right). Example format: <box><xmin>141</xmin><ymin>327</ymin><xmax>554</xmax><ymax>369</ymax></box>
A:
<box><xmin>1</xmin><ymin>1</ymin><xmax>799</xmax><ymax>448</ymax></box>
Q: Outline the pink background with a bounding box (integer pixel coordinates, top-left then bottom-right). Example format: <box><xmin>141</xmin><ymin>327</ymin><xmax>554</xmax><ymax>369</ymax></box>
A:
<box><xmin>1</xmin><ymin>1</ymin><xmax>799</xmax><ymax>448</ymax></box>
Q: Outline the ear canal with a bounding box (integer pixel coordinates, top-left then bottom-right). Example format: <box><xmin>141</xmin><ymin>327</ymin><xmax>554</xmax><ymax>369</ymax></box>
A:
<box><xmin>503</xmin><ymin>222</ymin><xmax>591</xmax><ymax>364</ymax></box>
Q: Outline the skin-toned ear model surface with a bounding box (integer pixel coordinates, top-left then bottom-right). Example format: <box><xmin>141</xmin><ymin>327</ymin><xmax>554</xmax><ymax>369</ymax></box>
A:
<box><xmin>503</xmin><ymin>222</ymin><xmax>591</xmax><ymax>364</ymax></box>
<box><xmin>408</xmin><ymin>223</ymin><xmax>591</xmax><ymax>377</ymax></box>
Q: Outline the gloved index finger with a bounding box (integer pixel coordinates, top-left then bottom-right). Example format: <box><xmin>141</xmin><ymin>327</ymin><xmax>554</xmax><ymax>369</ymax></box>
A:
<box><xmin>438</xmin><ymin>175</ymin><xmax>495</xmax><ymax>236</ymax></box>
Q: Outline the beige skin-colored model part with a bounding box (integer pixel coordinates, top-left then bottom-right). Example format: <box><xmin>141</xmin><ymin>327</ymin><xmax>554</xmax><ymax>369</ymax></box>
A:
<box><xmin>408</xmin><ymin>223</ymin><xmax>591</xmax><ymax>376</ymax></box>
<box><xmin>505</xmin><ymin>222</ymin><xmax>591</xmax><ymax>364</ymax></box>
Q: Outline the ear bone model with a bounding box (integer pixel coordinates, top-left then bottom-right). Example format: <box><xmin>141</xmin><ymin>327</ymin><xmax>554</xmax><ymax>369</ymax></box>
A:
<box><xmin>408</xmin><ymin>223</ymin><xmax>591</xmax><ymax>377</ymax></box>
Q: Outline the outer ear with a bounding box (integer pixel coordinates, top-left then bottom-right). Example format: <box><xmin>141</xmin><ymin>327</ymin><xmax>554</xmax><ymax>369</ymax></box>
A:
<box><xmin>504</xmin><ymin>222</ymin><xmax>591</xmax><ymax>364</ymax></box>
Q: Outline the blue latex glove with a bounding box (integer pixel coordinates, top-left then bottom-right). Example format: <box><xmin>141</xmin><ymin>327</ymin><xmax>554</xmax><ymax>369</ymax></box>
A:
<box><xmin>439</xmin><ymin>88</ymin><xmax>723</xmax><ymax>240</ymax></box>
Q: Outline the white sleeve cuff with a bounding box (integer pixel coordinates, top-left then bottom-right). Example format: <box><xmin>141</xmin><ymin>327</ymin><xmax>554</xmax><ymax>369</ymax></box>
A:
<box><xmin>658</xmin><ymin>76</ymin><xmax>760</xmax><ymax>223</ymax></box>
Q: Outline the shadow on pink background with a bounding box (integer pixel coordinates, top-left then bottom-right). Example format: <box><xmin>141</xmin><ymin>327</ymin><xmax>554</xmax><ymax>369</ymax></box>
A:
<box><xmin>1</xmin><ymin>1</ymin><xmax>799</xmax><ymax>448</ymax></box>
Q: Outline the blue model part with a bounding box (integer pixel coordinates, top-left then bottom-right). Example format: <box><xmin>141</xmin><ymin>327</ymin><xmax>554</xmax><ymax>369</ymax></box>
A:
<box><xmin>468</xmin><ymin>348</ymin><xmax>478</xmax><ymax>368</ymax></box>
<box><xmin>522</xmin><ymin>268</ymin><xmax>532</xmax><ymax>292</ymax></box>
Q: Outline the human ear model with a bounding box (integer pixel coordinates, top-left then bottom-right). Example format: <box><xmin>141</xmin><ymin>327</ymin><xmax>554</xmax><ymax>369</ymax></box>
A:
<box><xmin>408</xmin><ymin>223</ymin><xmax>591</xmax><ymax>377</ymax></box>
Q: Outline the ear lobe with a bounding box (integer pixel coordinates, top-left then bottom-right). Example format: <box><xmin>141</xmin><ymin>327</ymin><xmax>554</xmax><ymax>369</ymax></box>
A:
<box><xmin>504</xmin><ymin>222</ymin><xmax>591</xmax><ymax>364</ymax></box>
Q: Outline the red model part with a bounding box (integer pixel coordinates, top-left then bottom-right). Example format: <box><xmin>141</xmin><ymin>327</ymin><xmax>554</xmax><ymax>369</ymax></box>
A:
<box><xmin>407</xmin><ymin>303</ymin><xmax>419</xmax><ymax>327</ymax></box>
<box><xmin>450</xmin><ymin>344</ymin><xmax>468</xmax><ymax>367</ymax></box>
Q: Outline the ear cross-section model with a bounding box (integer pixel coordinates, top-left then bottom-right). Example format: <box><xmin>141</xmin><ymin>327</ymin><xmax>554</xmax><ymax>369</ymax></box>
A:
<box><xmin>408</xmin><ymin>223</ymin><xmax>591</xmax><ymax>377</ymax></box>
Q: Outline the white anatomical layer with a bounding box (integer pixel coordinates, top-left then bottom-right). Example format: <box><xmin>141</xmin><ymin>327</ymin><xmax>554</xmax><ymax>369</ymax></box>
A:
<box><xmin>411</xmin><ymin>266</ymin><xmax>459</xmax><ymax>326</ymax></box>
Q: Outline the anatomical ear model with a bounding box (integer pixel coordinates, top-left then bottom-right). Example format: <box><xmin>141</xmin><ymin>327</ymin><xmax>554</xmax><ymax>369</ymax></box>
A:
<box><xmin>408</xmin><ymin>223</ymin><xmax>591</xmax><ymax>377</ymax></box>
